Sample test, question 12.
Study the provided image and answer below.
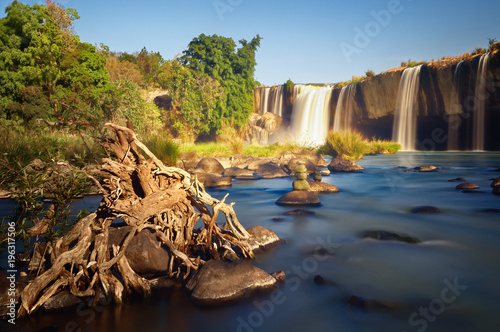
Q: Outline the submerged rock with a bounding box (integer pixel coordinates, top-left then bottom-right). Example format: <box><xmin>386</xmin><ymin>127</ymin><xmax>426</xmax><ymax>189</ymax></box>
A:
<box><xmin>362</xmin><ymin>230</ymin><xmax>420</xmax><ymax>244</ymax></box>
<box><xmin>448</xmin><ymin>177</ymin><xmax>466</xmax><ymax>182</ymax></box>
<box><xmin>186</xmin><ymin>260</ymin><xmax>278</xmax><ymax>305</ymax></box>
<box><xmin>276</xmin><ymin>190</ymin><xmax>321</xmax><ymax>207</ymax></box>
<box><xmin>411</xmin><ymin>206</ymin><xmax>441</xmax><ymax>214</ymax></box>
<box><xmin>327</xmin><ymin>158</ymin><xmax>364</xmax><ymax>173</ymax></box>
<box><xmin>283</xmin><ymin>209</ymin><xmax>316</xmax><ymax>215</ymax></box>
<box><xmin>415</xmin><ymin>165</ymin><xmax>438</xmax><ymax>172</ymax></box>
<box><xmin>456</xmin><ymin>183</ymin><xmax>479</xmax><ymax>190</ymax></box>
<box><xmin>346</xmin><ymin>295</ymin><xmax>396</xmax><ymax>310</ymax></box>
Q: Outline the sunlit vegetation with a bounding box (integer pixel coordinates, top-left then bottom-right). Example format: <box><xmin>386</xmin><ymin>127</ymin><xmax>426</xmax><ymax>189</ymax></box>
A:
<box><xmin>318</xmin><ymin>130</ymin><xmax>400</xmax><ymax>160</ymax></box>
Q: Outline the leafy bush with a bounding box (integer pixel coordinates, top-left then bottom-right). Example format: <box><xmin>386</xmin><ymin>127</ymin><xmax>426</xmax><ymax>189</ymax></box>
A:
<box><xmin>217</xmin><ymin>122</ymin><xmax>244</xmax><ymax>155</ymax></box>
<box><xmin>368</xmin><ymin>138</ymin><xmax>401</xmax><ymax>155</ymax></box>
<box><xmin>319</xmin><ymin>130</ymin><xmax>371</xmax><ymax>160</ymax></box>
<box><xmin>142</xmin><ymin>131</ymin><xmax>179</xmax><ymax>166</ymax></box>
<box><xmin>318</xmin><ymin>130</ymin><xmax>400</xmax><ymax>159</ymax></box>
<box><xmin>365</xmin><ymin>69</ymin><xmax>375</xmax><ymax>77</ymax></box>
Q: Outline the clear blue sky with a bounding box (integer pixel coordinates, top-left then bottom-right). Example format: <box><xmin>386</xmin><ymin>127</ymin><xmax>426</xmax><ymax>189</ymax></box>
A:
<box><xmin>2</xmin><ymin>0</ymin><xmax>499</xmax><ymax>86</ymax></box>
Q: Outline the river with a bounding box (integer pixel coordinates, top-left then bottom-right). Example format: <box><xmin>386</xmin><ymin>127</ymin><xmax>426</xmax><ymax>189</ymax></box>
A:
<box><xmin>4</xmin><ymin>152</ymin><xmax>500</xmax><ymax>332</ymax></box>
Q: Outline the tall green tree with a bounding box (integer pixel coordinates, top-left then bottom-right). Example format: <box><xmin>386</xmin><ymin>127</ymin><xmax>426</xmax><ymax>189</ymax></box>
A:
<box><xmin>180</xmin><ymin>34</ymin><xmax>261</xmax><ymax>133</ymax></box>
<box><xmin>0</xmin><ymin>1</ymin><xmax>114</xmax><ymax>125</ymax></box>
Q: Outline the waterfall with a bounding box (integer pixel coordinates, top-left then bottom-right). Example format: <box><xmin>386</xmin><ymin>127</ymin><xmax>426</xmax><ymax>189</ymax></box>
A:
<box><xmin>392</xmin><ymin>65</ymin><xmax>422</xmax><ymax>151</ymax></box>
<box><xmin>447</xmin><ymin>60</ymin><xmax>465</xmax><ymax>150</ymax></box>
<box><xmin>259</xmin><ymin>87</ymin><xmax>270</xmax><ymax>115</ymax></box>
<box><xmin>333</xmin><ymin>84</ymin><xmax>356</xmax><ymax>133</ymax></box>
<box><xmin>290</xmin><ymin>85</ymin><xmax>333</xmax><ymax>147</ymax></box>
<box><xmin>472</xmin><ymin>53</ymin><xmax>490</xmax><ymax>151</ymax></box>
<box><xmin>258</xmin><ymin>86</ymin><xmax>284</xmax><ymax>116</ymax></box>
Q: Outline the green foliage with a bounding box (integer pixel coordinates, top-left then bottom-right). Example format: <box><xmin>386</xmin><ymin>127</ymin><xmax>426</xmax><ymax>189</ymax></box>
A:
<box><xmin>180</xmin><ymin>34</ymin><xmax>262</xmax><ymax>134</ymax></box>
<box><xmin>216</xmin><ymin>122</ymin><xmax>244</xmax><ymax>155</ymax></box>
<box><xmin>319</xmin><ymin>130</ymin><xmax>370</xmax><ymax>159</ymax></box>
<box><xmin>488</xmin><ymin>38</ymin><xmax>499</xmax><ymax>52</ymax></box>
<box><xmin>402</xmin><ymin>59</ymin><xmax>427</xmax><ymax>68</ymax></box>
<box><xmin>0</xmin><ymin>1</ymin><xmax>115</xmax><ymax>126</ymax></box>
<box><xmin>318</xmin><ymin>130</ymin><xmax>400</xmax><ymax>160</ymax></box>
<box><xmin>142</xmin><ymin>130</ymin><xmax>179</xmax><ymax>166</ymax></box>
<box><xmin>471</xmin><ymin>47</ymin><xmax>486</xmax><ymax>56</ymax></box>
<box><xmin>285</xmin><ymin>78</ymin><xmax>294</xmax><ymax>93</ymax></box>
<box><xmin>365</xmin><ymin>69</ymin><xmax>375</xmax><ymax>77</ymax></box>
<box><xmin>160</xmin><ymin>59</ymin><xmax>225</xmax><ymax>140</ymax></box>
<box><xmin>338</xmin><ymin>75</ymin><xmax>366</xmax><ymax>88</ymax></box>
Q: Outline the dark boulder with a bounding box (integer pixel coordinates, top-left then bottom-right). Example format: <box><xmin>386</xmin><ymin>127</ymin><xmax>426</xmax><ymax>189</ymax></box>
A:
<box><xmin>328</xmin><ymin>158</ymin><xmax>364</xmax><ymax>173</ymax></box>
<box><xmin>255</xmin><ymin>162</ymin><xmax>288</xmax><ymax>179</ymax></box>
<box><xmin>42</xmin><ymin>291</ymin><xmax>82</xmax><ymax>312</ymax></box>
<box><xmin>490</xmin><ymin>177</ymin><xmax>500</xmax><ymax>188</ymax></box>
<box><xmin>177</xmin><ymin>152</ymin><xmax>201</xmax><ymax>170</ymax></box>
<box><xmin>196</xmin><ymin>157</ymin><xmax>225</xmax><ymax>174</ymax></box>
<box><xmin>108</xmin><ymin>227</ymin><xmax>170</xmax><ymax>276</ymax></box>
<box><xmin>186</xmin><ymin>260</ymin><xmax>278</xmax><ymax>305</ymax></box>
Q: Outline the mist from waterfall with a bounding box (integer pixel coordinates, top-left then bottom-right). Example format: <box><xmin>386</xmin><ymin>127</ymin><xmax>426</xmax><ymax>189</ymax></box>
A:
<box><xmin>392</xmin><ymin>65</ymin><xmax>422</xmax><ymax>151</ymax></box>
<box><xmin>472</xmin><ymin>53</ymin><xmax>490</xmax><ymax>151</ymax></box>
<box><xmin>333</xmin><ymin>84</ymin><xmax>356</xmax><ymax>133</ymax></box>
<box><xmin>290</xmin><ymin>85</ymin><xmax>333</xmax><ymax>147</ymax></box>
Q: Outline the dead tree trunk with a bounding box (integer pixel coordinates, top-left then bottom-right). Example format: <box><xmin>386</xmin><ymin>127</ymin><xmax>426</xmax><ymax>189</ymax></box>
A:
<box><xmin>18</xmin><ymin>123</ymin><xmax>254</xmax><ymax>317</ymax></box>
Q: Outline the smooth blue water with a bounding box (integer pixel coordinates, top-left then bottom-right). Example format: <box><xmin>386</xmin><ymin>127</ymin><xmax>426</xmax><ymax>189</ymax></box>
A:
<box><xmin>5</xmin><ymin>152</ymin><xmax>500</xmax><ymax>332</ymax></box>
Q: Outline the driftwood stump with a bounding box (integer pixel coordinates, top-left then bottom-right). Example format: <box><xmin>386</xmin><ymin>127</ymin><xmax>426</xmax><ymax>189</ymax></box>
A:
<box><xmin>18</xmin><ymin>123</ymin><xmax>255</xmax><ymax>317</ymax></box>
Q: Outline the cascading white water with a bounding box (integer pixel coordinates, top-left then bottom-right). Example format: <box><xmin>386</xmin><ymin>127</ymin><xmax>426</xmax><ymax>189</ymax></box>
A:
<box><xmin>269</xmin><ymin>85</ymin><xmax>284</xmax><ymax>117</ymax></box>
<box><xmin>447</xmin><ymin>60</ymin><xmax>465</xmax><ymax>150</ymax></box>
<box><xmin>259</xmin><ymin>87</ymin><xmax>270</xmax><ymax>115</ymax></box>
<box><xmin>290</xmin><ymin>85</ymin><xmax>333</xmax><ymax>147</ymax></box>
<box><xmin>392</xmin><ymin>65</ymin><xmax>422</xmax><ymax>151</ymax></box>
<box><xmin>333</xmin><ymin>84</ymin><xmax>356</xmax><ymax>133</ymax></box>
<box><xmin>472</xmin><ymin>53</ymin><xmax>490</xmax><ymax>151</ymax></box>
<box><xmin>258</xmin><ymin>86</ymin><xmax>284</xmax><ymax>116</ymax></box>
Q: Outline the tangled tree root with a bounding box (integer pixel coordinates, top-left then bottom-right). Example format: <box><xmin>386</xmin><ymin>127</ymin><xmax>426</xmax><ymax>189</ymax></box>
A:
<box><xmin>18</xmin><ymin>123</ymin><xmax>255</xmax><ymax>317</ymax></box>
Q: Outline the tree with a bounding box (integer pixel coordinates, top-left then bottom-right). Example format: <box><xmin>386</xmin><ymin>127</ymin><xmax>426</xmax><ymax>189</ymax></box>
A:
<box><xmin>0</xmin><ymin>1</ymin><xmax>115</xmax><ymax>125</ymax></box>
<box><xmin>180</xmin><ymin>34</ymin><xmax>261</xmax><ymax>133</ymax></box>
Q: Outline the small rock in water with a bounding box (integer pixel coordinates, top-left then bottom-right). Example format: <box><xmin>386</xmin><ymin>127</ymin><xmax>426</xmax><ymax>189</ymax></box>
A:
<box><xmin>346</xmin><ymin>295</ymin><xmax>395</xmax><ymax>310</ymax></box>
<box><xmin>272</xmin><ymin>217</ymin><xmax>286</xmax><ymax>222</ymax></box>
<box><xmin>276</xmin><ymin>191</ymin><xmax>320</xmax><ymax>206</ymax></box>
<box><xmin>283</xmin><ymin>209</ymin><xmax>316</xmax><ymax>215</ymax></box>
<box><xmin>411</xmin><ymin>206</ymin><xmax>441</xmax><ymax>214</ymax></box>
<box><xmin>461</xmin><ymin>189</ymin><xmax>487</xmax><ymax>194</ymax></box>
<box><xmin>415</xmin><ymin>165</ymin><xmax>438</xmax><ymax>172</ymax></box>
<box><xmin>362</xmin><ymin>230</ymin><xmax>420</xmax><ymax>244</ymax></box>
<box><xmin>246</xmin><ymin>225</ymin><xmax>282</xmax><ymax>251</ymax></box>
<box><xmin>314</xmin><ymin>275</ymin><xmax>336</xmax><ymax>286</ymax></box>
<box><xmin>490</xmin><ymin>177</ymin><xmax>500</xmax><ymax>188</ymax></box>
<box><xmin>327</xmin><ymin>157</ymin><xmax>364</xmax><ymax>173</ymax></box>
<box><xmin>448</xmin><ymin>177</ymin><xmax>466</xmax><ymax>182</ymax></box>
<box><xmin>456</xmin><ymin>183</ymin><xmax>479</xmax><ymax>190</ymax></box>
<box><xmin>306</xmin><ymin>179</ymin><xmax>339</xmax><ymax>193</ymax></box>
<box><xmin>477</xmin><ymin>208</ymin><xmax>500</xmax><ymax>213</ymax></box>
